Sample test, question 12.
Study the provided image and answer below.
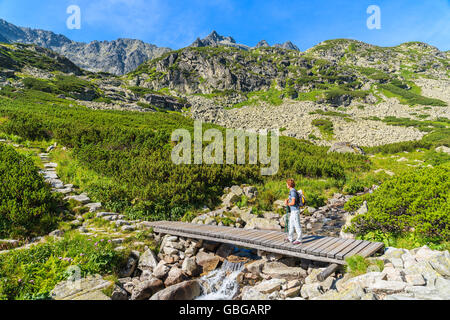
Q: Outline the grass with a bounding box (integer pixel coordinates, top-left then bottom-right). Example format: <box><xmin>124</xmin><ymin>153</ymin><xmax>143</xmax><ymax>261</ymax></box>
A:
<box><xmin>312</xmin><ymin>118</ymin><xmax>334</xmax><ymax>141</ymax></box>
<box><xmin>0</xmin><ymin>232</ymin><xmax>128</xmax><ymax>300</ymax></box>
<box><xmin>345</xmin><ymin>255</ymin><xmax>384</xmax><ymax>277</ymax></box>
<box><xmin>379</xmin><ymin>83</ymin><xmax>447</xmax><ymax>107</ymax></box>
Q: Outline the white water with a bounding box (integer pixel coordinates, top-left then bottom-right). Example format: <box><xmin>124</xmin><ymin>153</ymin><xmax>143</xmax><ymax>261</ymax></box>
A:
<box><xmin>196</xmin><ymin>260</ymin><xmax>246</xmax><ymax>300</ymax></box>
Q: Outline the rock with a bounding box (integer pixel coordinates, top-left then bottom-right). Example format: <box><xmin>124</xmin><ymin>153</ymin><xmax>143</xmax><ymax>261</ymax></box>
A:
<box><xmin>138</xmin><ymin>249</ymin><xmax>159</xmax><ymax>271</ymax></box>
<box><xmin>222</xmin><ymin>193</ymin><xmax>241</xmax><ymax>208</ymax></box>
<box><xmin>241</xmin><ymin>287</ymin><xmax>269</xmax><ymax>300</ymax></box>
<box><xmin>163</xmin><ymin>246</ymin><xmax>179</xmax><ymax>255</ymax></box>
<box><xmin>328</xmin><ymin>142</ymin><xmax>365</xmax><ymax>155</ymax></box>
<box><xmin>64</xmin><ymin>194</ymin><xmax>91</xmax><ymax>204</ymax></box>
<box><xmin>44</xmin><ymin>162</ymin><xmax>58</xmax><ymax>168</ymax></box>
<box><xmin>404</xmin><ymin>285</ymin><xmax>443</xmax><ymax>299</ymax></box>
<box><xmin>84</xmin><ymin>202</ymin><xmax>101</xmax><ymax>212</ymax></box>
<box><xmin>70</xmin><ymin>220</ymin><xmax>82</xmax><ymax>227</ymax></box>
<box><xmin>182</xmin><ymin>257</ymin><xmax>200</xmax><ymax>277</ymax></box>
<box><xmin>121</xmin><ymin>225</ymin><xmax>136</xmax><ymax>232</ymax></box>
<box><xmin>405</xmin><ymin>274</ymin><xmax>426</xmax><ymax>286</ymax></box>
<box><xmin>313</xmin><ymin>282</ymin><xmax>366</xmax><ymax>300</ymax></box>
<box><xmin>111</xmin><ymin>285</ymin><xmax>129</xmax><ymax>300</ymax></box>
<box><xmin>243</xmin><ymin>186</ymin><xmax>258</xmax><ymax>200</ymax></box>
<box><xmin>202</xmin><ymin>241</ymin><xmax>220</xmax><ymax>252</ymax></box>
<box><xmin>244</xmin><ymin>217</ymin><xmax>281</xmax><ymax>231</ymax></box>
<box><xmin>258</xmin><ymin>251</ymin><xmax>283</xmax><ymax>261</ymax></box>
<box><xmin>216</xmin><ymin>243</ymin><xmax>234</xmax><ymax>258</ymax></box>
<box><xmin>253</xmin><ymin>278</ymin><xmax>286</xmax><ymax>294</ymax></box>
<box><xmin>381</xmin><ymin>266</ymin><xmax>405</xmax><ymax>282</ymax></box>
<box><xmin>273</xmin><ymin>200</ymin><xmax>285</xmax><ymax>210</ymax></box>
<box><xmin>338</xmin><ymin>272</ymin><xmax>384</xmax><ymax>291</ymax></box>
<box><xmin>262</xmin><ymin>262</ymin><xmax>307</xmax><ymax>280</ymax></box>
<box><xmin>96</xmin><ymin>212</ymin><xmax>118</xmax><ymax>218</ymax></box>
<box><xmin>245</xmin><ymin>259</ymin><xmax>266</xmax><ymax>276</ymax></box>
<box><xmin>119</xmin><ymin>251</ymin><xmax>139</xmax><ymax>278</ymax></box>
<box><xmin>51</xmin><ymin>275</ymin><xmax>112</xmax><ymax>300</ymax></box>
<box><xmin>284</xmin><ymin>286</ymin><xmax>301</xmax><ymax>298</ymax></box>
<box><xmin>300</xmin><ymin>283</ymin><xmax>323</xmax><ymax>299</ymax></box>
<box><xmin>414</xmin><ymin>246</ymin><xmax>441</xmax><ymax>261</ymax></box>
<box><xmin>356</xmin><ymin>201</ymin><xmax>368</xmax><ymax>215</ymax></box>
<box><xmin>285</xmin><ymin>279</ymin><xmax>301</xmax><ymax>290</ymax></box>
<box><xmin>164</xmin><ymin>267</ymin><xmax>187</xmax><ymax>287</ymax></box>
<box><xmin>150</xmin><ymin>280</ymin><xmax>202</xmax><ymax>300</ymax></box>
<box><xmin>130</xmin><ymin>278</ymin><xmax>164</xmax><ymax>300</ymax></box>
<box><xmin>139</xmin><ymin>269</ymin><xmax>154</xmax><ymax>281</ymax></box>
<box><xmin>153</xmin><ymin>261</ymin><xmax>170</xmax><ymax>280</ymax></box>
<box><xmin>230</xmin><ymin>185</ymin><xmax>244</xmax><ymax>197</ymax></box>
<box><xmin>0</xmin><ymin>239</ymin><xmax>20</xmax><ymax>250</ymax></box>
<box><xmin>383</xmin><ymin>247</ymin><xmax>406</xmax><ymax>259</ymax></box>
<box><xmin>196</xmin><ymin>251</ymin><xmax>221</xmax><ymax>274</ymax></box>
<box><xmin>434</xmin><ymin>277</ymin><xmax>450</xmax><ymax>299</ymax></box>
<box><xmin>384</xmin><ymin>294</ymin><xmax>419</xmax><ymax>300</ymax></box>
<box><xmin>367</xmin><ymin>280</ymin><xmax>407</xmax><ymax>294</ymax></box>
<box><xmin>165</xmin><ymin>240</ymin><xmax>185</xmax><ymax>251</ymax></box>
<box><xmin>49</xmin><ymin>230</ymin><xmax>64</xmax><ymax>237</ymax></box>
<box><xmin>435</xmin><ymin>146</ymin><xmax>450</xmax><ymax>154</ymax></box>
<box><xmin>403</xmin><ymin>260</ymin><xmax>441</xmax><ymax>283</ymax></box>
<box><xmin>263</xmin><ymin>212</ymin><xmax>280</xmax><ymax>220</ymax></box>
<box><xmin>428</xmin><ymin>254</ymin><xmax>450</xmax><ymax>277</ymax></box>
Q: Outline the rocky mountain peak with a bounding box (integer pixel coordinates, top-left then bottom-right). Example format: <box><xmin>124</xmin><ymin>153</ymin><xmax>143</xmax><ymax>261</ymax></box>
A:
<box><xmin>190</xmin><ymin>30</ymin><xmax>242</xmax><ymax>49</ymax></box>
<box><xmin>274</xmin><ymin>41</ymin><xmax>300</xmax><ymax>51</ymax></box>
<box><xmin>255</xmin><ymin>40</ymin><xmax>270</xmax><ymax>48</ymax></box>
<box><xmin>0</xmin><ymin>18</ymin><xmax>171</xmax><ymax>75</ymax></box>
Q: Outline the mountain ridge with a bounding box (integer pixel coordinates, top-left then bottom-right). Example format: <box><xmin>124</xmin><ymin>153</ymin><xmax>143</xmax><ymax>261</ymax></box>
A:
<box><xmin>0</xmin><ymin>18</ymin><xmax>171</xmax><ymax>75</ymax></box>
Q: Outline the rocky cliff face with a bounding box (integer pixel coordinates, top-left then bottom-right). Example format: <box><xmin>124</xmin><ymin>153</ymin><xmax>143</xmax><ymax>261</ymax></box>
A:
<box><xmin>190</xmin><ymin>31</ymin><xmax>300</xmax><ymax>52</ymax></box>
<box><xmin>129</xmin><ymin>46</ymin><xmax>348</xmax><ymax>97</ymax></box>
<box><xmin>0</xmin><ymin>19</ymin><xmax>171</xmax><ymax>75</ymax></box>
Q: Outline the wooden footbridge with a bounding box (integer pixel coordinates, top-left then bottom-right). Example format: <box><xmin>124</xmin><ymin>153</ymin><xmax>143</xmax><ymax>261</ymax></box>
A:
<box><xmin>149</xmin><ymin>221</ymin><xmax>384</xmax><ymax>266</ymax></box>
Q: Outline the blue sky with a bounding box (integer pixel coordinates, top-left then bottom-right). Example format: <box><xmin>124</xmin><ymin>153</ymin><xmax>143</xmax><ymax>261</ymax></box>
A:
<box><xmin>1</xmin><ymin>0</ymin><xmax>449</xmax><ymax>50</ymax></box>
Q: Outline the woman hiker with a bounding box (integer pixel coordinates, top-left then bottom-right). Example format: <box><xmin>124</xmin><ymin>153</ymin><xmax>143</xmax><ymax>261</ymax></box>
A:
<box><xmin>284</xmin><ymin>178</ymin><xmax>303</xmax><ymax>245</ymax></box>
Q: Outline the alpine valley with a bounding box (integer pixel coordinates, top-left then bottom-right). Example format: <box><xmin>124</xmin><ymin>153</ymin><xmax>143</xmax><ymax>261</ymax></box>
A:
<box><xmin>0</xmin><ymin>18</ymin><xmax>449</xmax><ymax>301</ymax></box>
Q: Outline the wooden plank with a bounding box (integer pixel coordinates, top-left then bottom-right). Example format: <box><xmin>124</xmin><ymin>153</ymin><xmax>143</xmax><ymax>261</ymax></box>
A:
<box><xmin>318</xmin><ymin>238</ymin><xmax>348</xmax><ymax>257</ymax></box>
<box><xmin>304</xmin><ymin>237</ymin><xmax>334</xmax><ymax>255</ymax></box>
<box><xmin>335</xmin><ymin>240</ymin><xmax>364</xmax><ymax>260</ymax></box>
<box><xmin>236</xmin><ymin>229</ymin><xmax>263</xmax><ymax>241</ymax></box>
<box><xmin>266</xmin><ymin>235</ymin><xmax>286</xmax><ymax>249</ymax></box>
<box><xmin>311</xmin><ymin>238</ymin><xmax>341</xmax><ymax>256</ymax></box>
<box><xmin>326</xmin><ymin>239</ymin><xmax>354</xmax><ymax>259</ymax></box>
<box><xmin>258</xmin><ymin>232</ymin><xmax>284</xmax><ymax>247</ymax></box>
<box><xmin>252</xmin><ymin>231</ymin><xmax>279</xmax><ymax>243</ymax></box>
<box><xmin>358</xmin><ymin>242</ymin><xmax>385</xmax><ymax>258</ymax></box>
<box><xmin>293</xmin><ymin>236</ymin><xmax>323</xmax><ymax>253</ymax></box>
<box><xmin>343</xmin><ymin>241</ymin><xmax>373</xmax><ymax>259</ymax></box>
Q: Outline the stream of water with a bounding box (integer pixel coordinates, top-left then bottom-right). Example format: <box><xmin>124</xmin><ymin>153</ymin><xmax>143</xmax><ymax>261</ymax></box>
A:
<box><xmin>196</xmin><ymin>260</ymin><xmax>246</xmax><ymax>300</ymax></box>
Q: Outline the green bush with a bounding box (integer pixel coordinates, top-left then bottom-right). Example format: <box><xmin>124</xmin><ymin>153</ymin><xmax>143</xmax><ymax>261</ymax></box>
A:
<box><xmin>0</xmin><ymin>144</ymin><xmax>60</xmax><ymax>239</ymax></box>
<box><xmin>379</xmin><ymin>83</ymin><xmax>447</xmax><ymax>106</ymax></box>
<box><xmin>0</xmin><ymin>233</ymin><xmax>127</xmax><ymax>300</ymax></box>
<box><xmin>345</xmin><ymin>163</ymin><xmax>450</xmax><ymax>241</ymax></box>
<box><xmin>22</xmin><ymin>78</ymin><xmax>54</xmax><ymax>93</ymax></box>
<box><xmin>345</xmin><ymin>255</ymin><xmax>384</xmax><ymax>277</ymax></box>
<box><xmin>312</xmin><ymin>118</ymin><xmax>334</xmax><ymax>140</ymax></box>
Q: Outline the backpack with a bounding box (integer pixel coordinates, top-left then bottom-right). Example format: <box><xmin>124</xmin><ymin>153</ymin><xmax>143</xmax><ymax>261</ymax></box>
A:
<box><xmin>297</xmin><ymin>189</ymin><xmax>306</xmax><ymax>207</ymax></box>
